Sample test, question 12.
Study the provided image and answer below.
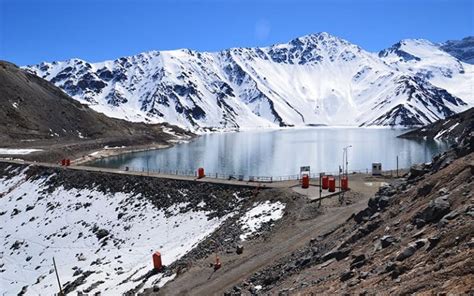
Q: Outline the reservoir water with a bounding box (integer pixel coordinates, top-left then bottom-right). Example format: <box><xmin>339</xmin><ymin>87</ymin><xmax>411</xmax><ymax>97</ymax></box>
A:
<box><xmin>89</xmin><ymin>128</ymin><xmax>450</xmax><ymax>178</ymax></box>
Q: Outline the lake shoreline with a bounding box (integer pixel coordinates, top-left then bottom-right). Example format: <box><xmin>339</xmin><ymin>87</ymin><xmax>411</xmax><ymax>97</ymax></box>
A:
<box><xmin>86</xmin><ymin>128</ymin><xmax>449</xmax><ymax>178</ymax></box>
<box><xmin>72</xmin><ymin>139</ymin><xmax>193</xmax><ymax>165</ymax></box>
<box><xmin>77</xmin><ymin>126</ymin><xmax>415</xmax><ymax>167</ymax></box>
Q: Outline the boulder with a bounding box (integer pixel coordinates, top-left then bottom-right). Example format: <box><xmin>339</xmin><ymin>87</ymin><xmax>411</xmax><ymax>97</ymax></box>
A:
<box><xmin>384</xmin><ymin>261</ymin><xmax>397</xmax><ymax>273</ymax></box>
<box><xmin>427</xmin><ymin>236</ymin><xmax>441</xmax><ymax>251</ymax></box>
<box><xmin>395</xmin><ymin>244</ymin><xmax>417</xmax><ymax>261</ymax></box>
<box><xmin>345</xmin><ymin>219</ymin><xmax>382</xmax><ymax>246</ymax></box>
<box><xmin>441</xmin><ymin>210</ymin><xmax>460</xmax><ymax>221</ymax></box>
<box><xmin>296</xmin><ymin>256</ymin><xmax>312</xmax><ymax>268</ymax></box>
<box><xmin>368</xmin><ymin>193</ymin><xmax>393</xmax><ymax>211</ymax></box>
<box><xmin>369</xmin><ymin>212</ymin><xmax>380</xmax><ymax>221</ymax></box>
<box><xmin>322</xmin><ymin>248</ymin><xmax>351</xmax><ymax>262</ymax></box>
<box><xmin>407</xmin><ymin>164</ymin><xmax>430</xmax><ymax>181</ymax></box>
<box><xmin>414</xmin><ymin>239</ymin><xmax>427</xmax><ymax>249</ymax></box>
<box><xmin>378</xmin><ymin>196</ymin><xmax>391</xmax><ymax>209</ymax></box>
<box><xmin>416</xmin><ymin>183</ymin><xmax>434</xmax><ymax>197</ymax></box>
<box><xmin>361</xmin><ymin>219</ymin><xmax>382</xmax><ymax>235</ymax></box>
<box><xmin>389</xmin><ymin>264</ymin><xmax>407</xmax><ymax>279</ymax></box>
<box><xmin>380</xmin><ymin>235</ymin><xmax>396</xmax><ymax>248</ymax></box>
<box><xmin>350</xmin><ymin>254</ymin><xmax>367</xmax><ymax>269</ymax></box>
<box><xmin>95</xmin><ymin>229</ymin><xmax>110</xmax><ymax>240</ymax></box>
<box><xmin>354</xmin><ymin>207</ymin><xmax>375</xmax><ymax>224</ymax></box>
<box><xmin>262</xmin><ymin>272</ymin><xmax>280</xmax><ymax>286</ymax></box>
<box><xmin>368</xmin><ymin>196</ymin><xmax>379</xmax><ymax>210</ymax></box>
<box><xmin>340</xmin><ymin>270</ymin><xmax>355</xmax><ymax>282</ymax></box>
<box><xmin>413</xmin><ymin>195</ymin><xmax>450</xmax><ymax>227</ymax></box>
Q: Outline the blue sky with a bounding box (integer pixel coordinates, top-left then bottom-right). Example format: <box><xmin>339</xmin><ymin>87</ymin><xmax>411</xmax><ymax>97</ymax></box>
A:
<box><xmin>1</xmin><ymin>0</ymin><xmax>472</xmax><ymax>65</ymax></box>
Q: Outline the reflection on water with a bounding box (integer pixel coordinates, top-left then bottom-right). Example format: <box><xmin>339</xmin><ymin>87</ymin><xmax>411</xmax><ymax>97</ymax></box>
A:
<box><xmin>89</xmin><ymin>128</ymin><xmax>450</xmax><ymax>177</ymax></box>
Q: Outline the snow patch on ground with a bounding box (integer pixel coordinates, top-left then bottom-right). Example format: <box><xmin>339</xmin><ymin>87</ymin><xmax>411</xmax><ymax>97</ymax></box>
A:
<box><xmin>239</xmin><ymin>201</ymin><xmax>285</xmax><ymax>241</ymax></box>
<box><xmin>434</xmin><ymin>122</ymin><xmax>460</xmax><ymax>140</ymax></box>
<box><xmin>0</xmin><ymin>148</ymin><xmax>42</xmax><ymax>155</ymax></box>
<box><xmin>0</xmin><ymin>169</ymin><xmax>232</xmax><ymax>295</ymax></box>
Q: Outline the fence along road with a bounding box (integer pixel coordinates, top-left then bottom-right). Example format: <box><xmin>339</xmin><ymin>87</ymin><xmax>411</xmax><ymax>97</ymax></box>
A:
<box><xmin>0</xmin><ymin>158</ymin><xmax>399</xmax><ymax>190</ymax></box>
<box><xmin>0</xmin><ymin>158</ymin><xmax>285</xmax><ymax>188</ymax></box>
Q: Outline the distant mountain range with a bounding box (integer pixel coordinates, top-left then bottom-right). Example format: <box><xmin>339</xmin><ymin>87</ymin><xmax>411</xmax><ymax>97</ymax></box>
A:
<box><xmin>24</xmin><ymin>33</ymin><xmax>474</xmax><ymax>132</ymax></box>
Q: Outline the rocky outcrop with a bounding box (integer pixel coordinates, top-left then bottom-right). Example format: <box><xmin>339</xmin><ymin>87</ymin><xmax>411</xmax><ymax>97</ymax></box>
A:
<box><xmin>399</xmin><ymin>107</ymin><xmax>474</xmax><ymax>141</ymax></box>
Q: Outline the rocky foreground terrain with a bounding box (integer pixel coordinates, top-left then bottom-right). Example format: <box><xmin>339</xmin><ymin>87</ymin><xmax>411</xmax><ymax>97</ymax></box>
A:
<box><xmin>2</xmin><ymin>128</ymin><xmax>472</xmax><ymax>295</ymax></box>
<box><xmin>0</xmin><ymin>161</ymin><xmax>294</xmax><ymax>295</ymax></box>
<box><xmin>223</xmin><ymin>118</ymin><xmax>473</xmax><ymax>295</ymax></box>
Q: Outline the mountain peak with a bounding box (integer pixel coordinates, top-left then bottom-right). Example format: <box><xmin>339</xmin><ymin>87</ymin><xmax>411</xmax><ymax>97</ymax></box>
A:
<box><xmin>22</xmin><ymin>32</ymin><xmax>472</xmax><ymax>131</ymax></box>
<box><xmin>288</xmin><ymin>32</ymin><xmax>351</xmax><ymax>46</ymax></box>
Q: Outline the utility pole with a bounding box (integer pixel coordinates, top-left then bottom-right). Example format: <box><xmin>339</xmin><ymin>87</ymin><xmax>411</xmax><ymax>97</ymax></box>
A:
<box><xmin>343</xmin><ymin>145</ymin><xmax>352</xmax><ymax>177</ymax></box>
<box><xmin>341</xmin><ymin>150</ymin><xmax>345</xmax><ymax>177</ymax></box>
<box><xmin>319</xmin><ymin>172</ymin><xmax>323</xmax><ymax>208</ymax></box>
<box><xmin>345</xmin><ymin>148</ymin><xmax>348</xmax><ymax>176</ymax></box>
<box><xmin>146</xmin><ymin>150</ymin><xmax>150</xmax><ymax>176</ymax></box>
<box><xmin>53</xmin><ymin>257</ymin><xmax>64</xmax><ymax>296</ymax></box>
<box><xmin>396</xmin><ymin>155</ymin><xmax>399</xmax><ymax>177</ymax></box>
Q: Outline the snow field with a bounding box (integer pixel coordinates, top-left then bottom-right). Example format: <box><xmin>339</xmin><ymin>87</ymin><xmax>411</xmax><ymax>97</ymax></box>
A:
<box><xmin>0</xmin><ymin>168</ymin><xmax>233</xmax><ymax>295</ymax></box>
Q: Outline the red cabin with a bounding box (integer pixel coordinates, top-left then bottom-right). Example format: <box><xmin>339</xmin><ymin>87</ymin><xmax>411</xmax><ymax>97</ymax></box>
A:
<box><xmin>152</xmin><ymin>251</ymin><xmax>162</xmax><ymax>270</ymax></box>
<box><xmin>214</xmin><ymin>256</ymin><xmax>221</xmax><ymax>271</ymax></box>
<box><xmin>197</xmin><ymin>167</ymin><xmax>205</xmax><ymax>179</ymax></box>
<box><xmin>322</xmin><ymin>175</ymin><xmax>329</xmax><ymax>190</ymax></box>
<box><xmin>328</xmin><ymin>177</ymin><xmax>336</xmax><ymax>192</ymax></box>
<box><xmin>341</xmin><ymin>176</ymin><xmax>349</xmax><ymax>190</ymax></box>
<box><xmin>301</xmin><ymin>174</ymin><xmax>309</xmax><ymax>189</ymax></box>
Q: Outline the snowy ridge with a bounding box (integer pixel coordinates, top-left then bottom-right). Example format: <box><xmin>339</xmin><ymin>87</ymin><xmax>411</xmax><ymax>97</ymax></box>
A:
<box><xmin>0</xmin><ymin>166</ymin><xmax>232</xmax><ymax>295</ymax></box>
<box><xmin>439</xmin><ymin>36</ymin><xmax>474</xmax><ymax>64</ymax></box>
<box><xmin>24</xmin><ymin>33</ymin><xmax>474</xmax><ymax>131</ymax></box>
<box><xmin>378</xmin><ymin>38</ymin><xmax>473</xmax><ymax>106</ymax></box>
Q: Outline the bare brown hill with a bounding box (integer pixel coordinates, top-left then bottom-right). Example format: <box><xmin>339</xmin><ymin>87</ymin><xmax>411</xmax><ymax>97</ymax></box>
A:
<box><xmin>0</xmin><ymin>60</ymin><xmax>191</xmax><ymax>161</ymax></box>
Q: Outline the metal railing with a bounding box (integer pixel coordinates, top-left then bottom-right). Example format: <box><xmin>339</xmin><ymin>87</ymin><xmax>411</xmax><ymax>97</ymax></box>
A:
<box><xmin>119</xmin><ymin>166</ymin><xmax>385</xmax><ymax>183</ymax></box>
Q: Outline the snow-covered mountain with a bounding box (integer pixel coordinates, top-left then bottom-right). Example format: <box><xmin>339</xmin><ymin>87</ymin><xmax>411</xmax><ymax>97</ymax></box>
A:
<box><xmin>24</xmin><ymin>33</ymin><xmax>474</xmax><ymax>131</ymax></box>
<box><xmin>439</xmin><ymin>36</ymin><xmax>474</xmax><ymax>64</ymax></box>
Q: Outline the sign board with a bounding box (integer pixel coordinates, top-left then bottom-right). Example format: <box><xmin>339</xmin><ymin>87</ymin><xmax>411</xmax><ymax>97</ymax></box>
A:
<box><xmin>372</xmin><ymin>163</ymin><xmax>382</xmax><ymax>175</ymax></box>
<box><xmin>300</xmin><ymin>166</ymin><xmax>310</xmax><ymax>173</ymax></box>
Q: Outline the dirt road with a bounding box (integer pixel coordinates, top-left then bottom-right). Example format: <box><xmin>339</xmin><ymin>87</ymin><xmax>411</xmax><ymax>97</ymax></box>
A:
<box><xmin>159</xmin><ymin>178</ymin><xmax>385</xmax><ymax>296</ymax></box>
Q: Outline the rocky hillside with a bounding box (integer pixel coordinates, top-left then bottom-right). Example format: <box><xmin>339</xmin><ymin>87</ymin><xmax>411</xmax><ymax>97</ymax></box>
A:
<box><xmin>0</xmin><ymin>61</ymin><xmax>189</xmax><ymax>144</ymax></box>
<box><xmin>399</xmin><ymin>107</ymin><xmax>474</xmax><ymax>141</ymax></box>
<box><xmin>0</xmin><ymin>162</ymin><xmax>289</xmax><ymax>295</ymax></box>
<box><xmin>24</xmin><ymin>33</ymin><xmax>473</xmax><ymax>131</ymax></box>
<box><xmin>225</xmin><ymin>124</ymin><xmax>473</xmax><ymax>294</ymax></box>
